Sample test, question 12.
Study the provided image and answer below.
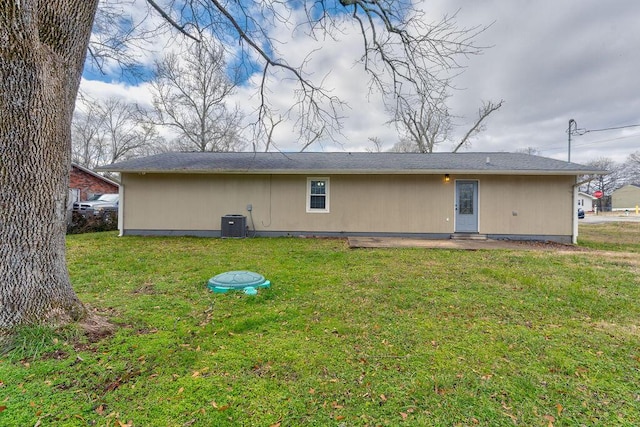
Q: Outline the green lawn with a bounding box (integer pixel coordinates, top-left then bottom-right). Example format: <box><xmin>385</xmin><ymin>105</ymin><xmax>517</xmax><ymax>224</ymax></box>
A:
<box><xmin>578</xmin><ymin>221</ymin><xmax>640</xmax><ymax>252</ymax></box>
<box><xmin>1</xmin><ymin>224</ymin><xmax>639</xmax><ymax>426</ymax></box>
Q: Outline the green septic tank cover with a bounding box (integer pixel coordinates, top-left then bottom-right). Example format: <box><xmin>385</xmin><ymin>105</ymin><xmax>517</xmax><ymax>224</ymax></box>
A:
<box><xmin>207</xmin><ymin>271</ymin><xmax>271</xmax><ymax>294</ymax></box>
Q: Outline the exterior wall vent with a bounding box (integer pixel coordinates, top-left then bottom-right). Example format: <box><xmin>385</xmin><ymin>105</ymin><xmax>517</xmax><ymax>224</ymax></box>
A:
<box><xmin>221</xmin><ymin>214</ymin><xmax>246</xmax><ymax>238</ymax></box>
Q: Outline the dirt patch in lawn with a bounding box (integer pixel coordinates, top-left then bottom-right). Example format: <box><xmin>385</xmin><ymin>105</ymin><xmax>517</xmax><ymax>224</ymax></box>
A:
<box><xmin>347</xmin><ymin>237</ymin><xmax>589</xmax><ymax>251</ymax></box>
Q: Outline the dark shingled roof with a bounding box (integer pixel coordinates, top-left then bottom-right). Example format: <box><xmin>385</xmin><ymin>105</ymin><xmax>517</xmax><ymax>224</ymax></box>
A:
<box><xmin>97</xmin><ymin>152</ymin><xmax>606</xmax><ymax>175</ymax></box>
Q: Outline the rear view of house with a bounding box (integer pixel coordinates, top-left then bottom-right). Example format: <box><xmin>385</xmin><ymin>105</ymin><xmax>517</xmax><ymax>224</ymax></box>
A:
<box><xmin>99</xmin><ymin>152</ymin><xmax>605</xmax><ymax>244</ymax></box>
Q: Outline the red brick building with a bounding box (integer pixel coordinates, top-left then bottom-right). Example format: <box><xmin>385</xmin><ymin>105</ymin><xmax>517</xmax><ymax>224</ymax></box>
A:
<box><xmin>69</xmin><ymin>163</ymin><xmax>119</xmax><ymax>205</ymax></box>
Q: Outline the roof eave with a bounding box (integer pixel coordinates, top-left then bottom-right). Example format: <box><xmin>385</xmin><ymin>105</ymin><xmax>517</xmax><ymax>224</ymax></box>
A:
<box><xmin>74</xmin><ymin>163</ymin><xmax>121</xmax><ymax>186</ymax></box>
<box><xmin>104</xmin><ymin>168</ymin><xmax>607</xmax><ymax>175</ymax></box>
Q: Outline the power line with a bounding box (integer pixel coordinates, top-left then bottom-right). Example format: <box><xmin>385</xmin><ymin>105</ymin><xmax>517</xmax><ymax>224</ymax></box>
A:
<box><xmin>564</xmin><ymin>119</ymin><xmax>640</xmax><ymax>161</ymax></box>
<box><xmin>584</xmin><ymin>123</ymin><xmax>640</xmax><ymax>133</ymax></box>
<box><xmin>570</xmin><ymin>122</ymin><xmax>640</xmax><ymax>136</ymax></box>
<box><xmin>573</xmin><ymin>132</ymin><xmax>640</xmax><ymax>147</ymax></box>
<box><xmin>540</xmin><ymin>131</ymin><xmax>640</xmax><ymax>155</ymax></box>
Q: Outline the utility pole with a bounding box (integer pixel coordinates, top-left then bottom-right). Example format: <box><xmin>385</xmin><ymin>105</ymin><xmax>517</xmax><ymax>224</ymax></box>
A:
<box><xmin>567</xmin><ymin>119</ymin><xmax>577</xmax><ymax>163</ymax></box>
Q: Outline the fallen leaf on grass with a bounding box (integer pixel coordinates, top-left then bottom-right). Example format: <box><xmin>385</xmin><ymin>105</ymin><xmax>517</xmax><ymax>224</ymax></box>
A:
<box><xmin>574</xmin><ymin>367</ymin><xmax>588</xmax><ymax>378</ymax></box>
<box><xmin>543</xmin><ymin>414</ymin><xmax>555</xmax><ymax>427</ymax></box>
<box><xmin>0</xmin><ymin>405</ymin><xmax>6</xmax><ymax>413</ymax></box>
<box><xmin>211</xmin><ymin>401</ymin><xmax>229</xmax><ymax>411</ymax></box>
<box><xmin>105</xmin><ymin>380</ymin><xmax>121</xmax><ymax>392</ymax></box>
<box><xmin>556</xmin><ymin>403</ymin><xmax>563</xmax><ymax>415</ymax></box>
<box><xmin>502</xmin><ymin>411</ymin><xmax>517</xmax><ymax>423</ymax></box>
<box><xmin>269</xmin><ymin>422</ymin><xmax>281</xmax><ymax>427</ymax></box>
<box><xmin>400</xmin><ymin>412</ymin><xmax>408</xmax><ymax>420</ymax></box>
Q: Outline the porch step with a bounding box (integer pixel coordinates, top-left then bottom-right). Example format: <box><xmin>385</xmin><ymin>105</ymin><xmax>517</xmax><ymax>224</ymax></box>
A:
<box><xmin>450</xmin><ymin>233</ymin><xmax>488</xmax><ymax>241</ymax></box>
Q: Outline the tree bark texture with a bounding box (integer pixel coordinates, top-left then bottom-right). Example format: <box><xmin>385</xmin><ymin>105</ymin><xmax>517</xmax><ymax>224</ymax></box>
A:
<box><xmin>0</xmin><ymin>1</ymin><xmax>99</xmax><ymax>328</ymax></box>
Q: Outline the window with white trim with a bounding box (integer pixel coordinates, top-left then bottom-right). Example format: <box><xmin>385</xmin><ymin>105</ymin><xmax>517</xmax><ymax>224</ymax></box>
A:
<box><xmin>306</xmin><ymin>178</ymin><xmax>330</xmax><ymax>212</ymax></box>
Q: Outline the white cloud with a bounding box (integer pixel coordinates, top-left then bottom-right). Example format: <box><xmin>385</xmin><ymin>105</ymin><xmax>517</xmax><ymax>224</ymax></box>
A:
<box><xmin>426</xmin><ymin>0</ymin><xmax>640</xmax><ymax>163</ymax></box>
<box><xmin>82</xmin><ymin>0</ymin><xmax>640</xmax><ymax>164</ymax></box>
<box><xmin>79</xmin><ymin>78</ymin><xmax>154</xmax><ymax>106</ymax></box>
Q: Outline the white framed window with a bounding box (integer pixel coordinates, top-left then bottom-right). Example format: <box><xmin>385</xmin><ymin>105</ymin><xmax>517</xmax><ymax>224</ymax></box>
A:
<box><xmin>306</xmin><ymin>177</ymin><xmax>330</xmax><ymax>213</ymax></box>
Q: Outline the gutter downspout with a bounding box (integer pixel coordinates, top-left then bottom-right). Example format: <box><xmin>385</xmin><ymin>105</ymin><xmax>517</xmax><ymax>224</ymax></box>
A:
<box><xmin>118</xmin><ymin>175</ymin><xmax>124</xmax><ymax>237</ymax></box>
<box><xmin>572</xmin><ymin>178</ymin><xmax>578</xmax><ymax>244</ymax></box>
<box><xmin>572</xmin><ymin>176</ymin><xmax>598</xmax><ymax>244</ymax></box>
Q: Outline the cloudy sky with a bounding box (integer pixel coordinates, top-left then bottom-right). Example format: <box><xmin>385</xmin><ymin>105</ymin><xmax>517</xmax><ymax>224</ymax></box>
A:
<box><xmin>81</xmin><ymin>0</ymin><xmax>640</xmax><ymax>165</ymax></box>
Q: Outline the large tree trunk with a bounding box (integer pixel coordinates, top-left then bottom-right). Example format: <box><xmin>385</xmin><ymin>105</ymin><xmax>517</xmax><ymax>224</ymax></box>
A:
<box><xmin>0</xmin><ymin>1</ymin><xmax>99</xmax><ymax>328</ymax></box>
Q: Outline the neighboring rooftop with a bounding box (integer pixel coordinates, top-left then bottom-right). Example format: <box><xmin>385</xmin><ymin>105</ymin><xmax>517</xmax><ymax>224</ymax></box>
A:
<box><xmin>72</xmin><ymin>162</ymin><xmax>120</xmax><ymax>186</ymax></box>
<box><xmin>97</xmin><ymin>152</ymin><xmax>607</xmax><ymax>175</ymax></box>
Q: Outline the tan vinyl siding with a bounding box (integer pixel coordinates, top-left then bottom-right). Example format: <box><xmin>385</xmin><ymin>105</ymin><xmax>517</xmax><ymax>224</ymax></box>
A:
<box><xmin>612</xmin><ymin>185</ymin><xmax>640</xmax><ymax>210</ymax></box>
<box><xmin>478</xmin><ymin>175</ymin><xmax>574</xmax><ymax>235</ymax></box>
<box><xmin>120</xmin><ymin>173</ymin><xmax>574</xmax><ymax>237</ymax></box>
<box><xmin>122</xmin><ymin>174</ymin><xmax>271</xmax><ymax>231</ymax></box>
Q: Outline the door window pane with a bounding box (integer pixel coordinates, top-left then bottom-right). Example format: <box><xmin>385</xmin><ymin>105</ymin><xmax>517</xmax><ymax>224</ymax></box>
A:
<box><xmin>458</xmin><ymin>183</ymin><xmax>474</xmax><ymax>215</ymax></box>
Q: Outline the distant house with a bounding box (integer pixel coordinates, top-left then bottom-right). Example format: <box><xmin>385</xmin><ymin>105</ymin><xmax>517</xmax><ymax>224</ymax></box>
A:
<box><xmin>612</xmin><ymin>184</ymin><xmax>640</xmax><ymax>211</ymax></box>
<box><xmin>98</xmin><ymin>152</ymin><xmax>605</xmax><ymax>244</ymax></box>
<box><xmin>69</xmin><ymin>163</ymin><xmax>119</xmax><ymax>207</ymax></box>
<box><xmin>577</xmin><ymin>192</ymin><xmax>596</xmax><ymax>212</ymax></box>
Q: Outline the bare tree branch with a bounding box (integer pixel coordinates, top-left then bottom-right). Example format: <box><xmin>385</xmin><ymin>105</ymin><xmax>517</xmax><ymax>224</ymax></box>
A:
<box><xmin>392</xmin><ymin>85</ymin><xmax>452</xmax><ymax>153</ymax></box>
<box><xmin>299</xmin><ymin>125</ymin><xmax>327</xmax><ymax>152</ymax></box>
<box><xmin>143</xmin><ymin>33</ymin><xmax>245</xmax><ymax>152</ymax></box>
<box><xmin>146</xmin><ymin>0</ymin><xmax>199</xmax><ymax>42</ymax></box>
<box><xmin>170</xmin><ymin>0</ymin><xmax>488</xmax><ymax>150</ymax></box>
<box><xmin>72</xmin><ymin>95</ymin><xmax>164</xmax><ymax>167</ymax></box>
<box><xmin>452</xmin><ymin>99</ymin><xmax>504</xmax><ymax>153</ymax></box>
<box><xmin>366</xmin><ymin>136</ymin><xmax>382</xmax><ymax>153</ymax></box>
<box><xmin>97</xmin><ymin>1</ymin><xmax>490</xmax><ymax>150</ymax></box>
<box><xmin>256</xmin><ymin>114</ymin><xmax>283</xmax><ymax>152</ymax></box>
